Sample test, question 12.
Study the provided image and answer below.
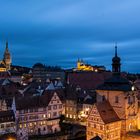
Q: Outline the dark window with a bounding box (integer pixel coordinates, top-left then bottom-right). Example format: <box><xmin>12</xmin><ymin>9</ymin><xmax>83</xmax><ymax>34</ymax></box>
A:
<box><xmin>53</xmin><ymin>105</ymin><xmax>57</xmax><ymax>110</ymax></box>
<box><xmin>53</xmin><ymin>112</ymin><xmax>57</xmax><ymax>117</ymax></box>
<box><xmin>115</xmin><ymin>96</ymin><xmax>119</xmax><ymax>103</ymax></box>
<box><xmin>59</xmin><ymin>105</ymin><xmax>62</xmax><ymax>109</ymax></box>
<box><xmin>128</xmin><ymin>96</ymin><xmax>131</xmax><ymax>104</ymax></box>
<box><xmin>102</xmin><ymin>96</ymin><xmax>105</xmax><ymax>101</ymax></box>
<box><xmin>48</xmin><ymin>106</ymin><xmax>51</xmax><ymax>110</ymax></box>
<box><xmin>43</xmin><ymin>108</ymin><xmax>46</xmax><ymax>111</ymax></box>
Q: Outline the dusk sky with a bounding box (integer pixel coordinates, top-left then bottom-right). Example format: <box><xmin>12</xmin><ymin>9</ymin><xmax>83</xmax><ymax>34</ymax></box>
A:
<box><xmin>0</xmin><ymin>0</ymin><xmax>140</xmax><ymax>73</ymax></box>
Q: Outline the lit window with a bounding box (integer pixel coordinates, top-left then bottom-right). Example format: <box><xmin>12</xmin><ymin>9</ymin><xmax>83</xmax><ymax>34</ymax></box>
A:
<box><xmin>19</xmin><ymin>124</ymin><xmax>22</xmax><ymax>128</ymax></box>
<box><xmin>43</xmin><ymin>114</ymin><xmax>46</xmax><ymax>118</ymax></box>
<box><xmin>70</xmin><ymin>114</ymin><xmax>72</xmax><ymax>118</ymax></box>
<box><xmin>29</xmin><ymin>123</ymin><xmax>32</xmax><ymax>127</ymax></box>
<box><xmin>48</xmin><ymin>113</ymin><xmax>51</xmax><ymax>118</ymax></box>
<box><xmin>24</xmin><ymin>124</ymin><xmax>26</xmax><ymax>128</ymax></box>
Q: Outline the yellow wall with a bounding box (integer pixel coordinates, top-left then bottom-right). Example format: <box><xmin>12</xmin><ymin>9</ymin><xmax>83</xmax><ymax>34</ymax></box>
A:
<box><xmin>96</xmin><ymin>89</ymin><xmax>138</xmax><ymax>135</ymax></box>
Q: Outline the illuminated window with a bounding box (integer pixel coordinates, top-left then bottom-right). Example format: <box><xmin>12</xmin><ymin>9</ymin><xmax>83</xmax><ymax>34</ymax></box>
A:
<box><xmin>29</xmin><ymin>123</ymin><xmax>32</xmax><ymax>127</ymax></box>
<box><xmin>48</xmin><ymin>113</ymin><xmax>51</xmax><ymax>118</ymax></box>
<box><xmin>24</xmin><ymin>124</ymin><xmax>26</xmax><ymax>128</ymax></box>
<box><xmin>70</xmin><ymin>114</ymin><xmax>72</xmax><ymax>118</ymax></box>
<box><xmin>43</xmin><ymin>114</ymin><xmax>46</xmax><ymax>118</ymax></box>
<box><xmin>19</xmin><ymin>124</ymin><xmax>22</xmax><ymax>128</ymax></box>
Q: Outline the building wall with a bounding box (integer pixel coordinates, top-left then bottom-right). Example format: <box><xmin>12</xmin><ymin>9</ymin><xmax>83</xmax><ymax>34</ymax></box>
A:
<box><xmin>65</xmin><ymin>100</ymin><xmax>78</xmax><ymax>120</ymax></box>
<box><xmin>87</xmin><ymin>105</ymin><xmax>121</xmax><ymax>140</ymax></box>
<box><xmin>0</xmin><ymin>122</ymin><xmax>15</xmax><ymax>135</ymax></box>
<box><xmin>16</xmin><ymin>93</ymin><xmax>64</xmax><ymax>136</ymax></box>
<box><xmin>96</xmin><ymin>89</ymin><xmax>138</xmax><ymax>135</ymax></box>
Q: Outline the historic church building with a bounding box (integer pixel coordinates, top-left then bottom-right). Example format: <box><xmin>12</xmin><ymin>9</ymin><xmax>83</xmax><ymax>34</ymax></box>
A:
<box><xmin>0</xmin><ymin>41</ymin><xmax>11</xmax><ymax>72</ymax></box>
<box><xmin>87</xmin><ymin>46</ymin><xmax>139</xmax><ymax>140</ymax></box>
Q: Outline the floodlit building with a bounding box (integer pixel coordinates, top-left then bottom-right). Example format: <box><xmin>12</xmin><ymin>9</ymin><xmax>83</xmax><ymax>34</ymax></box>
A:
<box><xmin>75</xmin><ymin>59</ymin><xmax>106</xmax><ymax>72</ymax></box>
<box><xmin>87</xmin><ymin>101</ymin><xmax>121</xmax><ymax>140</ymax></box>
<box><xmin>0</xmin><ymin>41</ymin><xmax>12</xmax><ymax>71</ymax></box>
<box><xmin>87</xmin><ymin>46</ymin><xmax>139</xmax><ymax>140</ymax></box>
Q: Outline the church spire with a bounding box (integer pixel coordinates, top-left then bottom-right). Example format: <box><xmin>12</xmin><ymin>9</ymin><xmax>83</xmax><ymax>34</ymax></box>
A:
<box><xmin>5</xmin><ymin>41</ymin><xmax>9</xmax><ymax>53</ymax></box>
<box><xmin>115</xmin><ymin>43</ymin><xmax>117</xmax><ymax>57</ymax></box>
<box><xmin>112</xmin><ymin>44</ymin><xmax>121</xmax><ymax>75</ymax></box>
<box><xmin>3</xmin><ymin>41</ymin><xmax>11</xmax><ymax>70</ymax></box>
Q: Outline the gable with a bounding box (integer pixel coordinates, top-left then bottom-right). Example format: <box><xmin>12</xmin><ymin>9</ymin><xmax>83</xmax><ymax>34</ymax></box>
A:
<box><xmin>48</xmin><ymin>92</ymin><xmax>62</xmax><ymax>105</ymax></box>
<box><xmin>87</xmin><ymin>105</ymin><xmax>104</xmax><ymax>124</ymax></box>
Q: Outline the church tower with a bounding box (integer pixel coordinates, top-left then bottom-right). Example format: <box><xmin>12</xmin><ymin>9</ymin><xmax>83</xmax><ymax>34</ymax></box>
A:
<box><xmin>112</xmin><ymin>45</ymin><xmax>121</xmax><ymax>74</ymax></box>
<box><xmin>3</xmin><ymin>41</ymin><xmax>11</xmax><ymax>70</ymax></box>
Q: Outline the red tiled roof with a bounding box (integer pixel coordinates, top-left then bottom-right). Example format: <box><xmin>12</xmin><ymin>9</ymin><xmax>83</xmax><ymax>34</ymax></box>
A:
<box><xmin>67</xmin><ymin>72</ymin><xmax>112</xmax><ymax>90</ymax></box>
<box><xmin>16</xmin><ymin>89</ymin><xmax>65</xmax><ymax>110</ymax></box>
<box><xmin>95</xmin><ymin>100</ymin><xmax>121</xmax><ymax>124</ymax></box>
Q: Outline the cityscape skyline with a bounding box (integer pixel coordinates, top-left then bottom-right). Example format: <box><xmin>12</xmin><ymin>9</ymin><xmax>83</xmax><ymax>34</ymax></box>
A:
<box><xmin>0</xmin><ymin>0</ymin><xmax>140</xmax><ymax>73</ymax></box>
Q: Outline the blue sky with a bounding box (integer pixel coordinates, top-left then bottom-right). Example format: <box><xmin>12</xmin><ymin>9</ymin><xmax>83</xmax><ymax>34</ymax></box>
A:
<box><xmin>0</xmin><ymin>0</ymin><xmax>140</xmax><ymax>73</ymax></box>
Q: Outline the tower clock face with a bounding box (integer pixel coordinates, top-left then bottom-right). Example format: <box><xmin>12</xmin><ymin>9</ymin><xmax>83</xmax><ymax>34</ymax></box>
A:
<box><xmin>131</xmin><ymin>86</ymin><xmax>135</xmax><ymax>91</ymax></box>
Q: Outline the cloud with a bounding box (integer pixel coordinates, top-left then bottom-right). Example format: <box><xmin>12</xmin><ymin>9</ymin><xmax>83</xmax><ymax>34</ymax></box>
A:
<box><xmin>0</xmin><ymin>0</ymin><xmax>140</xmax><ymax>72</ymax></box>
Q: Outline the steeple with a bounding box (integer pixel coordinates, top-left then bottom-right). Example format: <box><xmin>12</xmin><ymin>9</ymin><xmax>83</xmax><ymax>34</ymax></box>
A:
<box><xmin>3</xmin><ymin>41</ymin><xmax>11</xmax><ymax>70</ymax></box>
<box><xmin>115</xmin><ymin>44</ymin><xmax>117</xmax><ymax>57</ymax></box>
<box><xmin>112</xmin><ymin>44</ymin><xmax>121</xmax><ymax>75</ymax></box>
